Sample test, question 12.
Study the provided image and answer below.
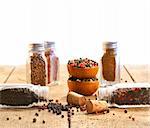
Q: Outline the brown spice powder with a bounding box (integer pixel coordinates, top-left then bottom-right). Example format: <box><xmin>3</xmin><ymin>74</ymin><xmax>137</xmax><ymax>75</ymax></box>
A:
<box><xmin>102</xmin><ymin>49</ymin><xmax>116</xmax><ymax>81</ymax></box>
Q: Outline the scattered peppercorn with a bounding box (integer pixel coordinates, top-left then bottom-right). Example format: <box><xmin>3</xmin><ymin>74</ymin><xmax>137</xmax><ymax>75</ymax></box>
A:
<box><xmin>49</xmin><ymin>99</ymin><xmax>53</xmax><ymax>102</ymax></box>
<box><xmin>68</xmin><ymin>77</ymin><xmax>98</xmax><ymax>82</ymax></box>
<box><xmin>42</xmin><ymin>120</ymin><xmax>45</xmax><ymax>124</ymax></box>
<box><xmin>61</xmin><ymin>115</ymin><xmax>64</xmax><ymax>118</ymax></box>
<box><xmin>125</xmin><ymin>80</ymin><xmax>127</xmax><ymax>83</ymax></box>
<box><xmin>129</xmin><ymin>116</ymin><xmax>131</xmax><ymax>119</ymax></box>
<box><xmin>6</xmin><ymin>118</ymin><xmax>9</xmax><ymax>121</ymax></box>
<box><xmin>56</xmin><ymin>99</ymin><xmax>59</xmax><ymax>103</ymax></box>
<box><xmin>107</xmin><ymin>109</ymin><xmax>110</xmax><ymax>113</ymax></box>
<box><xmin>113</xmin><ymin>113</ymin><xmax>115</xmax><ymax>115</ymax></box>
<box><xmin>33</xmin><ymin>118</ymin><xmax>36</xmax><ymax>123</ymax></box>
<box><xmin>35</xmin><ymin>113</ymin><xmax>39</xmax><ymax>117</ymax></box>
<box><xmin>132</xmin><ymin>117</ymin><xmax>135</xmax><ymax>121</ymax></box>
<box><xmin>94</xmin><ymin>94</ymin><xmax>97</xmax><ymax>100</ymax></box>
<box><xmin>124</xmin><ymin>110</ymin><xmax>127</xmax><ymax>113</ymax></box>
<box><xmin>19</xmin><ymin>117</ymin><xmax>21</xmax><ymax>120</ymax></box>
<box><xmin>38</xmin><ymin>109</ymin><xmax>41</xmax><ymax>112</ymax></box>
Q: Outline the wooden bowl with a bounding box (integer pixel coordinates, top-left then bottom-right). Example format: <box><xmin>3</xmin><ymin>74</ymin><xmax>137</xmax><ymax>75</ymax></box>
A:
<box><xmin>67</xmin><ymin>65</ymin><xmax>99</xmax><ymax>78</ymax></box>
<box><xmin>67</xmin><ymin>80</ymin><xmax>99</xmax><ymax>96</ymax></box>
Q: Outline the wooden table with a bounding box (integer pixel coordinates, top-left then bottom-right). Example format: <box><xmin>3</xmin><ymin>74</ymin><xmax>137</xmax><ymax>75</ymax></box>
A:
<box><xmin>0</xmin><ymin>65</ymin><xmax>150</xmax><ymax>128</ymax></box>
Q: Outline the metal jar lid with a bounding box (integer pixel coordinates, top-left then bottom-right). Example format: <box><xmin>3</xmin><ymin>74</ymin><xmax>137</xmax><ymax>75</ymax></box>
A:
<box><xmin>44</xmin><ymin>41</ymin><xmax>55</xmax><ymax>49</ymax></box>
<box><xmin>28</xmin><ymin>43</ymin><xmax>44</xmax><ymax>51</ymax></box>
<box><xmin>103</xmin><ymin>42</ymin><xmax>118</xmax><ymax>50</ymax></box>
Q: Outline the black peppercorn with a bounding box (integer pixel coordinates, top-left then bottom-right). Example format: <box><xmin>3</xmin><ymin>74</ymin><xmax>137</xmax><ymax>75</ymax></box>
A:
<box><xmin>132</xmin><ymin>117</ymin><xmax>135</xmax><ymax>121</ymax></box>
<box><xmin>42</xmin><ymin>120</ymin><xmax>45</xmax><ymax>124</ymax></box>
<box><xmin>124</xmin><ymin>110</ymin><xmax>127</xmax><ymax>113</ymax></box>
<box><xmin>35</xmin><ymin>113</ymin><xmax>39</xmax><ymax>116</ymax></box>
<box><xmin>107</xmin><ymin>109</ymin><xmax>110</xmax><ymax>113</ymax></box>
<box><xmin>33</xmin><ymin>118</ymin><xmax>36</xmax><ymax>123</ymax></box>
<box><xmin>61</xmin><ymin>115</ymin><xmax>64</xmax><ymax>118</ymax></box>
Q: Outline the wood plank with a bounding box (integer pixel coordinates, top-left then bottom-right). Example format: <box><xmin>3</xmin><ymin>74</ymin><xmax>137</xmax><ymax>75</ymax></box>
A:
<box><xmin>0</xmin><ymin>65</ymin><xmax>150</xmax><ymax>128</ymax></box>
<box><xmin>6</xmin><ymin>65</ymin><xmax>26</xmax><ymax>83</ymax></box>
<box><xmin>125</xmin><ymin>65</ymin><xmax>150</xmax><ymax>82</ymax></box>
<box><xmin>121</xmin><ymin>65</ymin><xmax>133</xmax><ymax>83</ymax></box>
<box><xmin>0</xmin><ymin>66</ymin><xmax>14</xmax><ymax>83</ymax></box>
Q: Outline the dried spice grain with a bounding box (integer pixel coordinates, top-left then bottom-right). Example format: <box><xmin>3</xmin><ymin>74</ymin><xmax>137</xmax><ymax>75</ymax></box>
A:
<box><xmin>30</xmin><ymin>53</ymin><xmax>46</xmax><ymax>86</ymax></box>
<box><xmin>42</xmin><ymin>120</ymin><xmax>45</xmax><ymax>124</ymax></box>
<box><xmin>132</xmin><ymin>117</ymin><xmax>135</xmax><ymax>121</ymax></box>
<box><xmin>33</xmin><ymin>118</ymin><xmax>36</xmax><ymax>123</ymax></box>
<box><xmin>124</xmin><ymin>110</ymin><xmax>127</xmax><ymax>113</ymax></box>
<box><xmin>61</xmin><ymin>115</ymin><xmax>64</xmax><ymax>118</ymax></box>
<box><xmin>35</xmin><ymin>113</ymin><xmax>39</xmax><ymax>117</ymax></box>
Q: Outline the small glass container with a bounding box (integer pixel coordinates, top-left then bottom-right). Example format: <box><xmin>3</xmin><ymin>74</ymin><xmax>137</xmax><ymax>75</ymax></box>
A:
<box><xmin>100</xmin><ymin>42</ymin><xmax>120</xmax><ymax>86</ymax></box>
<box><xmin>0</xmin><ymin>84</ymin><xmax>49</xmax><ymax>108</ymax></box>
<box><xmin>98</xmin><ymin>83</ymin><xmax>150</xmax><ymax>108</ymax></box>
<box><xmin>26</xmin><ymin>43</ymin><xmax>46</xmax><ymax>86</ymax></box>
<box><xmin>44</xmin><ymin>41</ymin><xmax>59</xmax><ymax>85</ymax></box>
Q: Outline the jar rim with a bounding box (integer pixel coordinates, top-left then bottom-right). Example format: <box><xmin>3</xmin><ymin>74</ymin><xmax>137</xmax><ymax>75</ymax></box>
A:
<box><xmin>103</xmin><ymin>42</ymin><xmax>118</xmax><ymax>50</ymax></box>
<box><xmin>28</xmin><ymin>43</ymin><xmax>44</xmax><ymax>51</ymax></box>
<box><xmin>44</xmin><ymin>41</ymin><xmax>55</xmax><ymax>49</ymax></box>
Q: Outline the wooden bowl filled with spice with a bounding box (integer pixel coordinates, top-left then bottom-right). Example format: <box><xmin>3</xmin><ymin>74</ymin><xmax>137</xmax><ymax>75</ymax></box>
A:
<box><xmin>67</xmin><ymin>77</ymin><xmax>99</xmax><ymax>96</ymax></box>
<box><xmin>67</xmin><ymin>58</ymin><xmax>99</xmax><ymax>79</ymax></box>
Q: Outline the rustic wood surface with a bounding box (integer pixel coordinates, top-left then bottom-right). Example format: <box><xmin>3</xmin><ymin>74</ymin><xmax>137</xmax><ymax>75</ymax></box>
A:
<box><xmin>0</xmin><ymin>65</ymin><xmax>150</xmax><ymax>128</ymax></box>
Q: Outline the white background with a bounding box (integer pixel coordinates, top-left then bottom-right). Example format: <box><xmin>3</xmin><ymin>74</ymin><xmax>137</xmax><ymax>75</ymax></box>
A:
<box><xmin>0</xmin><ymin>0</ymin><xmax>149</xmax><ymax>65</ymax></box>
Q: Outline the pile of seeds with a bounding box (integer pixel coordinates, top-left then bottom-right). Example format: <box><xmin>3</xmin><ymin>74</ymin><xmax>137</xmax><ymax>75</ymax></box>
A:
<box><xmin>30</xmin><ymin>53</ymin><xmax>46</xmax><ymax>86</ymax></box>
<box><xmin>111</xmin><ymin>87</ymin><xmax>150</xmax><ymax>105</ymax></box>
<box><xmin>68</xmin><ymin>58</ymin><xmax>98</xmax><ymax>68</ymax></box>
<box><xmin>68</xmin><ymin>77</ymin><xmax>98</xmax><ymax>82</ymax></box>
<box><xmin>39</xmin><ymin>100</ymin><xmax>76</xmax><ymax>128</ymax></box>
<box><xmin>0</xmin><ymin>88</ymin><xmax>39</xmax><ymax>106</ymax></box>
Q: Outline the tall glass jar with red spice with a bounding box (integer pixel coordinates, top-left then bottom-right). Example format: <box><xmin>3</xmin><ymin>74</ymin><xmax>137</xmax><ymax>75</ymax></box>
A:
<box><xmin>44</xmin><ymin>41</ymin><xmax>59</xmax><ymax>85</ymax></box>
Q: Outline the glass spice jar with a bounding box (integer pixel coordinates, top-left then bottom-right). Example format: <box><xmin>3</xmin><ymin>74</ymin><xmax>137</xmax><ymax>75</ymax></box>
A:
<box><xmin>0</xmin><ymin>84</ymin><xmax>49</xmax><ymax>108</ymax></box>
<box><xmin>98</xmin><ymin>83</ymin><xmax>150</xmax><ymax>108</ymax></box>
<box><xmin>100</xmin><ymin>42</ymin><xmax>120</xmax><ymax>86</ymax></box>
<box><xmin>44</xmin><ymin>41</ymin><xmax>59</xmax><ymax>85</ymax></box>
<box><xmin>26</xmin><ymin>43</ymin><xmax>46</xmax><ymax>86</ymax></box>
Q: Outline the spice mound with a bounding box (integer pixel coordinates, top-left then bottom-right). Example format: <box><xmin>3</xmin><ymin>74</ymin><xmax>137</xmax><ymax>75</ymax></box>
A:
<box><xmin>30</xmin><ymin>53</ymin><xmax>46</xmax><ymax>86</ymax></box>
<box><xmin>68</xmin><ymin>58</ymin><xmax>98</xmax><ymax>68</ymax></box>
<box><xmin>68</xmin><ymin>77</ymin><xmax>98</xmax><ymax>82</ymax></box>
<box><xmin>99</xmin><ymin>83</ymin><xmax>150</xmax><ymax>108</ymax></box>
<box><xmin>0</xmin><ymin>88</ymin><xmax>39</xmax><ymax>106</ymax></box>
<box><xmin>67</xmin><ymin>58</ymin><xmax>99</xmax><ymax>79</ymax></box>
<box><xmin>111</xmin><ymin>87</ymin><xmax>150</xmax><ymax>105</ymax></box>
<box><xmin>0</xmin><ymin>84</ymin><xmax>49</xmax><ymax>107</ymax></box>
